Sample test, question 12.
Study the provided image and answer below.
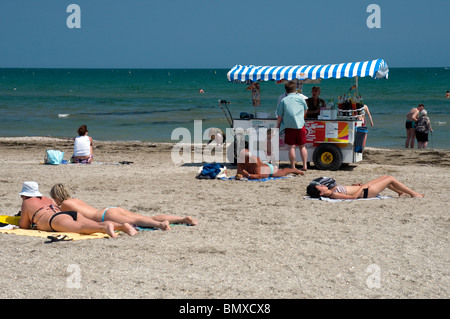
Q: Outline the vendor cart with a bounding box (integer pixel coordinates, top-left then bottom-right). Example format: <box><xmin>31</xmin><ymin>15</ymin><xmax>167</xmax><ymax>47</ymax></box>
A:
<box><xmin>225</xmin><ymin>59</ymin><xmax>389</xmax><ymax>170</ymax></box>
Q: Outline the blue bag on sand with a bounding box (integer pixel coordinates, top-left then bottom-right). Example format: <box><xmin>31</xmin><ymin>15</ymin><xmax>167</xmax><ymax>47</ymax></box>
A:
<box><xmin>45</xmin><ymin>150</ymin><xmax>64</xmax><ymax>165</ymax></box>
<box><xmin>196</xmin><ymin>163</ymin><xmax>226</xmax><ymax>179</ymax></box>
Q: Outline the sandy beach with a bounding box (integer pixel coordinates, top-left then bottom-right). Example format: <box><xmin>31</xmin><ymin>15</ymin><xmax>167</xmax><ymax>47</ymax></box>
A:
<box><xmin>0</xmin><ymin>137</ymin><xmax>449</xmax><ymax>299</ymax></box>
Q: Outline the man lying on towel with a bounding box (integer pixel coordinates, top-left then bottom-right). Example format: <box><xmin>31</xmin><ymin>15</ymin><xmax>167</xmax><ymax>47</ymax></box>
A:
<box><xmin>235</xmin><ymin>149</ymin><xmax>304</xmax><ymax>180</ymax></box>
<box><xmin>18</xmin><ymin>181</ymin><xmax>137</xmax><ymax>238</ymax></box>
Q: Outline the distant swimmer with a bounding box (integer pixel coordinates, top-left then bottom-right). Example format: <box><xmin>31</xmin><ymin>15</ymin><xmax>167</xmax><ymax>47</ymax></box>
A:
<box><xmin>199</xmin><ymin>89</ymin><xmax>205</xmax><ymax>94</ymax></box>
<box><xmin>446</xmin><ymin>90</ymin><xmax>450</xmax><ymax>98</ymax></box>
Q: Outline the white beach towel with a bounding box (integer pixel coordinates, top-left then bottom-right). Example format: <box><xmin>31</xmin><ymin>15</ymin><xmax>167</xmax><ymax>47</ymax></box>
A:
<box><xmin>304</xmin><ymin>195</ymin><xmax>393</xmax><ymax>202</ymax></box>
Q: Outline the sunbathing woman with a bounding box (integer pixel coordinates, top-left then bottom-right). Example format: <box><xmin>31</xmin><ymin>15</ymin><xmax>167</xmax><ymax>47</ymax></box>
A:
<box><xmin>306</xmin><ymin>175</ymin><xmax>424</xmax><ymax>199</ymax></box>
<box><xmin>236</xmin><ymin>148</ymin><xmax>304</xmax><ymax>180</ymax></box>
<box><xmin>50</xmin><ymin>184</ymin><xmax>198</xmax><ymax>230</ymax></box>
<box><xmin>18</xmin><ymin>182</ymin><xmax>137</xmax><ymax>238</ymax></box>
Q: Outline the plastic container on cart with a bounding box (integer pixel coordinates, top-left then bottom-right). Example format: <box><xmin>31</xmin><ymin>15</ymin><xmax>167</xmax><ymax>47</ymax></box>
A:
<box><xmin>354</xmin><ymin>126</ymin><xmax>368</xmax><ymax>153</ymax></box>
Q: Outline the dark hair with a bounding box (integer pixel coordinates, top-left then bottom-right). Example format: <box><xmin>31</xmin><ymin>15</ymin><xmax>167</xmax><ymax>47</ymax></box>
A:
<box><xmin>285</xmin><ymin>81</ymin><xmax>297</xmax><ymax>94</ymax></box>
<box><xmin>306</xmin><ymin>182</ymin><xmax>321</xmax><ymax>198</ymax></box>
<box><xmin>77</xmin><ymin>125</ymin><xmax>88</xmax><ymax>136</ymax></box>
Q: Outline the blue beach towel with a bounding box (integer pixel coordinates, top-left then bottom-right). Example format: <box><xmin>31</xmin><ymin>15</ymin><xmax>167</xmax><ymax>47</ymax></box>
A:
<box><xmin>220</xmin><ymin>175</ymin><xmax>292</xmax><ymax>182</ymax></box>
<box><xmin>136</xmin><ymin>223</ymin><xmax>192</xmax><ymax>231</ymax></box>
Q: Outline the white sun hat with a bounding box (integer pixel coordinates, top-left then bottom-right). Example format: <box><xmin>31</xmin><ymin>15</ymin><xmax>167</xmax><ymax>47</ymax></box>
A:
<box><xmin>19</xmin><ymin>181</ymin><xmax>43</xmax><ymax>197</ymax></box>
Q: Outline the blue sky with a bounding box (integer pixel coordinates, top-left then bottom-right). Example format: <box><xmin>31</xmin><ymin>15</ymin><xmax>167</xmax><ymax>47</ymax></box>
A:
<box><xmin>1</xmin><ymin>0</ymin><xmax>449</xmax><ymax>68</ymax></box>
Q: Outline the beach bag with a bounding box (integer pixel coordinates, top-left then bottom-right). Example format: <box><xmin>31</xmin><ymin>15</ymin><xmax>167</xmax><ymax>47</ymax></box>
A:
<box><xmin>312</xmin><ymin>176</ymin><xmax>337</xmax><ymax>189</ymax></box>
<box><xmin>45</xmin><ymin>150</ymin><xmax>64</xmax><ymax>165</ymax></box>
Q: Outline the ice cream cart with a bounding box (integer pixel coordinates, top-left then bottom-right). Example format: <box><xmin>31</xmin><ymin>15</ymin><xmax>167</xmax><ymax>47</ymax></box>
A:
<box><xmin>225</xmin><ymin>59</ymin><xmax>389</xmax><ymax>170</ymax></box>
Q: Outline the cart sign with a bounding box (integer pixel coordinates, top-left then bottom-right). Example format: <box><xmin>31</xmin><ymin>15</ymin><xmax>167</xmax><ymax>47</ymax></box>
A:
<box><xmin>305</xmin><ymin>121</ymin><xmax>349</xmax><ymax>146</ymax></box>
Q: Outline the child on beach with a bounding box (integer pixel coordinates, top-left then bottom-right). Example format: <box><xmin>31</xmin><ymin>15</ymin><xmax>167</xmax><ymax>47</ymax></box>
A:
<box><xmin>50</xmin><ymin>184</ymin><xmax>197</xmax><ymax>230</ymax></box>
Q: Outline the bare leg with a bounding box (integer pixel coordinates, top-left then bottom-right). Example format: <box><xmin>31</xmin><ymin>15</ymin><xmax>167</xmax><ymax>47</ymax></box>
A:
<box><xmin>406</xmin><ymin>128</ymin><xmax>415</xmax><ymax>148</ymax></box>
<box><xmin>363</xmin><ymin>175</ymin><xmax>423</xmax><ymax>198</ymax></box>
<box><xmin>288</xmin><ymin>145</ymin><xmax>296</xmax><ymax>168</ymax></box>
<box><xmin>407</xmin><ymin>128</ymin><xmax>415</xmax><ymax>148</ymax></box>
<box><xmin>272</xmin><ymin>167</ymin><xmax>304</xmax><ymax>177</ymax></box>
<box><xmin>299</xmin><ymin>144</ymin><xmax>307</xmax><ymax>171</ymax></box>
<box><xmin>104</xmin><ymin>207</ymin><xmax>181</xmax><ymax>229</ymax></box>
<box><xmin>50</xmin><ymin>214</ymin><xmax>120</xmax><ymax>238</ymax></box>
<box><xmin>152</xmin><ymin>215</ymin><xmax>198</xmax><ymax>226</ymax></box>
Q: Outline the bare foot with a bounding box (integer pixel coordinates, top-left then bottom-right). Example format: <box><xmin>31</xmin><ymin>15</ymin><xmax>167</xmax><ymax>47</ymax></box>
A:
<box><xmin>293</xmin><ymin>169</ymin><xmax>304</xmax><ymax>176</ymax></box>
<box><xmin>412</xmin><ymin>193</ymin><xmax>425</xmax><ymax>198</ymax></box>
<box><xmin>105</xmin><ymin>222</ymin><xmax>117</xmax><ymax>238</ymax></box>
<box><xmin>184</xmin><ymin>216</ymin><xmax>198</xmax><ymax>226</ymax></box>
<box><xmin>123</xmin><ymin>223</ymin><xmax>138</xmax><ymax>236</ymax></box>
<box><xmin>158</xmin><ymin>220</ymin><xmax>171</xmax><ymax>231</ymax></box>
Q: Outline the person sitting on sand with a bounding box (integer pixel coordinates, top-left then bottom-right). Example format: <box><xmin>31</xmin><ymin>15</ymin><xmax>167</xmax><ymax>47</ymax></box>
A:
<box><xmin>18</xmin><ymin>182</ymin><xmax>137</xmax><ymax>238</ymax></box>
<box><xmin>72</xmin><ymin>124</ymin><xmax>94</xmax><ymax>164</ymax></box>
<box><xmin>235</xmin><ymin>148</ymin><xmax>304</xmax><ymax>180</ymax></box>
<box><xmin>306</xmin><ymin>175</ymin><xmax>424</xmax><ymax>199</ymax></box>
<box><xmin>50</xmin><ymin>183</ymin><xmax>197</xmax><ymax>230</ymax></box>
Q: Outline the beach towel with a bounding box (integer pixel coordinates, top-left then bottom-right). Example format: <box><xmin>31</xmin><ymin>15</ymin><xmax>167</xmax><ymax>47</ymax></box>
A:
<box><xmin>136</xmin><ymin>223</ymin><xmax>193</xmax><ymax>231</ymax></box>
<box><xmin>304</xmin><ymin>195</ymin><xmax>393</xmax><ymax>202</ymax></box>
<box><xmin>220</xmin><ymin>175</ymin><xmax>292</xmax><ymax>182</ymax></box>
<box><xmin>0</xmin><ymin>228</ymin><xmax>111</xmax><ymax>240</ymax></box>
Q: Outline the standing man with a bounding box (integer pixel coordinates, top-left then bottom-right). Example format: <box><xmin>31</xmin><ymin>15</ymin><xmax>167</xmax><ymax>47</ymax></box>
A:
<box><xmin>405</xmin><ymin>103</ymin><xmax>424</xmax><ymax>148</ymax></box>
<box><xmin>306</xmin><ymin>86</ymin><xmax>326</xmax><ymax>119</ymax></box>
<box><xmin>276</xmin><ymin>81</ymin><xmax>308</xmax><ymax>171</ymax></box>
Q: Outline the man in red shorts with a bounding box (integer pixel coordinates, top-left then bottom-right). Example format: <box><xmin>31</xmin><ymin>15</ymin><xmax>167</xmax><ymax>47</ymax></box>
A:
<box><xmin>276</xmin><ymin>81</ymin><xmax>308</xmax><ymax>171</ymax></box>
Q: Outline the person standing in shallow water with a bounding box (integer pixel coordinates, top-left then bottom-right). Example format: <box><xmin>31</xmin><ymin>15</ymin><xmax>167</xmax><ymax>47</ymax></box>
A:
<box><xmin>405</xmin><ymin>104</ymin><xmax>424</xmax><ymax>148</ymax></box>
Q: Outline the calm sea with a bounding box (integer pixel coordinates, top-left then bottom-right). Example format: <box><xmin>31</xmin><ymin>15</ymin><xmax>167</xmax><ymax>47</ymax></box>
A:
<box><xmin>1</xmin><ymin>67</ymin><xmax>449</xmax><ymax>149</ymax></box>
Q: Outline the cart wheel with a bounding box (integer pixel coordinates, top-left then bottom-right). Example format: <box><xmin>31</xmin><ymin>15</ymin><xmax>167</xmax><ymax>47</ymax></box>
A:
<box><xmin>313</xmin><ymin>143</ymin><xmax>343</xmax><ymax>171</ymax></box>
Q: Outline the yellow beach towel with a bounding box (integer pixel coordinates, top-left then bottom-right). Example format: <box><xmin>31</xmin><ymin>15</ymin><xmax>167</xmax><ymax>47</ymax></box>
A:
<box><xmin>0</xmin><ymin>215</ymin><xmax>20</xmax><ymax>225</ymax></box>
<box><xmin>0</xmin><ymin>215</ymin><xmax>110</xmax><ymax>240</ymax></box>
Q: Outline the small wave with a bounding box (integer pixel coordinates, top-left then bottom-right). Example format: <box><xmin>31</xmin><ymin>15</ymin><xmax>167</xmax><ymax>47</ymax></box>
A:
<box><xmin>58</xmin><ymin>113</ymin><xmax>70</xmax><ymax>118</ymax></box>
<box><xmin>435</xmin><ymin>121</ymin><xmax>447</xmax><ymax>125</ymax></box>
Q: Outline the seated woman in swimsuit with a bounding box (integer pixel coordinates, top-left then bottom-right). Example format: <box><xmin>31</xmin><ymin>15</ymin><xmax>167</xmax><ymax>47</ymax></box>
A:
<box><xmin>18</xmin><ymin>182</ymin><xmax>137</xmax><ymax>238</ymax></box>
<box><xmin>50</xmin><ymin>184</ymin><xmax>197</xmax><ymax>230</ymax></box>
<box><xmin>235</xmin><ymin>149</ymin><xmax>304</xmax><ymax>180</ymax></box>
<box><xmin>306</xmin><ymin>175</ymin><xmax>424</xmax><ymax>199</ymax></box>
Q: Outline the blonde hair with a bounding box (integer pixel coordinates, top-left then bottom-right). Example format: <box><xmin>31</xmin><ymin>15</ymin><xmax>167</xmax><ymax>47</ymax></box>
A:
<box><xmin>50</xmin><ymin>183</ymin><xmax>72</xmax><ymax>202</ymax></box>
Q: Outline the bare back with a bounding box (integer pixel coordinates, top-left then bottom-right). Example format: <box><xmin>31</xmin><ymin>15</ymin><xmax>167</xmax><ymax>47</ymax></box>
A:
<box><xmin>60</xmin><ymin>198</ymin><xmax>103</xmax><ymax>221</ymax></box>
<box><xmin>406</xmin><ymin>108</ymin><xmax>418</xmax><ymax>121</ymax></box>
<box><xmin>19</xmin><ymin>197</ymin><xmax>59</xmax><ymax>231</ymax></box>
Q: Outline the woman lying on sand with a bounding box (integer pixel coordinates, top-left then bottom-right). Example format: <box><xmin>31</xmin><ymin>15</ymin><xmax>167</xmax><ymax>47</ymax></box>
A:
<box><xmin>306</xmin><ymin>175</ymin><xmax>424</xmax><ymax>199</ymax></box>
<box><xmin>18</xmin><ymin>182</ymin><xmax>137</xmax><ymax>238</ymax></box>
<box><xmin>50</xmin><ymin>184</ymin><xmax>197</xmax><ymax>230</ymax></box>
<box><xmin>235</xmin><ymin>149</ymin><xmax>304</xmax><ymax>180</ymax></box>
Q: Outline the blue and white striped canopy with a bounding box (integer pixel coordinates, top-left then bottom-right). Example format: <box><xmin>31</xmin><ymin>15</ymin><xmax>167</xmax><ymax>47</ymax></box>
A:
<box><xmin>227</xmin><ymin>59</ymin><xmax>389</xmax><ymax>83</ymax></box>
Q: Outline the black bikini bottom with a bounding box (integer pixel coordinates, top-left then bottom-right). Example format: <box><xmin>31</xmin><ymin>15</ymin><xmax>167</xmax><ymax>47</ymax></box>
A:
<box><xmin>363</xmin><ymin>188</ymin><xmax>369</xmax><ymax>198</ymax></box>
<box><xmin>49</xmin><ymin>211</ymin><xmax>78</xmax><ymax>231</ymax></box>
